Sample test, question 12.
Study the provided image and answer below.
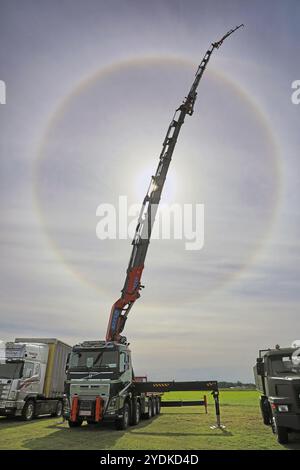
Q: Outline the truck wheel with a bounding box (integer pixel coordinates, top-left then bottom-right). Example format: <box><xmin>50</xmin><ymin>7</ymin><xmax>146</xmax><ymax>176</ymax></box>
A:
<box><xmin>52</xmin><ymin>400</ymin><xmax>63</xmax><ymax>417</ymax></box>
<box><xmin>131</xmin><ymin>400</ymin><xmax>141</xmax><ymax>426</ymax></box>
<box><xmin>22</xmin><ymin>400</ymin><xmax>35</xmax><ymax>421</ymax></box>
<box><xmin>276</xmin><ymin>425</ymin><xmax>289</xmax><ymax>444</ymax></box>
<box><xmin>152</xmin><ymin>398</ymin><xmax>157</xmax><ymax>416</ymax></box>
<box><xmin>68</xmin><ymin>419</ymin><xmax>83</xmax><ymax>428</ymax></box>
<box><xmin>144</xmin><ymin>399</ymin><xmax>153</xmax><ymax>419</ymax></box>
<box><xmin>272</xmin><ymin>417</ymin><xmax>289</xmax><ymax>444</ymax></box>
<box><xmin>156</xmin><ymin>397</ymin><xmax>161</xmax><ymax>415</ymax></box>
<box><xmin>260</xmin><ymin>396</ymin><xmax>271</xmax><ymax>425</ymax></box>
<box><xmin>115</xmin><ymin>402</ymin><xmax>130</xmax><ymax>430</ymax></box>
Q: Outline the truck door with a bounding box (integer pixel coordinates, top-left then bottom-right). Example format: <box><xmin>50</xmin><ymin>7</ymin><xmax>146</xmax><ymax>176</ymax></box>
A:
<box><xmin>21</xmin><ymin>361</ymin><xmax>40</xmax><ymax>395</ymax></box>
<box><xmin>119</xmin><ymin>351</ymin><xmax>132</xmax><ymax>383</ymax></box>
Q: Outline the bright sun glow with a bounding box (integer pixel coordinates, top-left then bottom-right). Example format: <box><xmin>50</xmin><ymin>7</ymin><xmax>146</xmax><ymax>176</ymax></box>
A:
<box><xmin>134</xmin><ymin>166</ymin><xmax>177</xmax><ymax>204</ymax></box>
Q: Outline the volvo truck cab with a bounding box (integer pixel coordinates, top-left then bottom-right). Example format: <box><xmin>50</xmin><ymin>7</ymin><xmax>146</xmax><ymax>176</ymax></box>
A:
<box><xmin>64</xmin><ymin>341</ymin><xmax>161</xmax><ymax>429</ymax></box>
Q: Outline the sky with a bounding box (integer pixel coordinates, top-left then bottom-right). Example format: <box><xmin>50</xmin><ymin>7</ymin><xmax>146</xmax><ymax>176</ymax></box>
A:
<box><xmin>0</xmin><ymin>0</ymin><xmax>300</xmax><ymax>382</ymax></box>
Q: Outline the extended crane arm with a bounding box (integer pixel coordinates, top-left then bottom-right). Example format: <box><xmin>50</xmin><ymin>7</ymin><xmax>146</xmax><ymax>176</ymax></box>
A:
<box><xmin>106</xmin><ymin>25</ymin><xmax>244</xmax><ymax>343</ymax></box>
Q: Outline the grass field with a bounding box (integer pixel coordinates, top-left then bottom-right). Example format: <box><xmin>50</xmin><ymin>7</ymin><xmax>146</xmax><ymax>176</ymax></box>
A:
<box><xmin>0</xmin><ymin>390</ymin><xmax>300</xmax><ymax>450</ymax></box>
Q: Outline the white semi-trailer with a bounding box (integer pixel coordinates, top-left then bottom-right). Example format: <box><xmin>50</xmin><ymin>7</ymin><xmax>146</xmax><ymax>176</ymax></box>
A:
<box><xmin>0</xmin><ymin>338</ymin><xmax>71</xmax><ymax>420</ymax></box>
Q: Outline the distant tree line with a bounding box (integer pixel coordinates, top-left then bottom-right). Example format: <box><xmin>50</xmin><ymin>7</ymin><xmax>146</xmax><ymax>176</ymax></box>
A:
<box><xmin>218</xmin><ymin>381</ymin><xmax>256</xmax><ymax>389</ymax></box>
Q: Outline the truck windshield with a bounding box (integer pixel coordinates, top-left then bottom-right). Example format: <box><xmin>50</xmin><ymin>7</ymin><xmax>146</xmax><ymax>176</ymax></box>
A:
<box><xmin>0</xmin><ymin>362</ymin><xmax>23</xmax><ymax>379</ymax></box>
<box><xmin>271</xmin><ymin>355</ymin><xmax>300</xmax><ymax>376</ymax></box>
<box><xmin>69</xmin><ymin>350</ymin><xmax>118</xmax><ymax>369</ymax></box>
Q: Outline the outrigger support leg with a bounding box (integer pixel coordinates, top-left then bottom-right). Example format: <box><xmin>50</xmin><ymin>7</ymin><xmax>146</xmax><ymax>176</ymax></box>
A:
<box><xmin>210</xmin><ymin>390</ymin><xmax>226</xmax><ymax>430</ymax></box>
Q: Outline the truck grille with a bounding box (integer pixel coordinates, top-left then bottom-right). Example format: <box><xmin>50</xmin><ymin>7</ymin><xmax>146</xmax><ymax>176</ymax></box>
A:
<box><xmin>70</xmin><ymin>383</ymin><xmax>110</xmax><ymax>397</ymax></box>
<box><xmin>79</xmin><ymin>400</ymin><xmax>93</xmax><ymax>411</ymax></box>
<box><xmin>0</xmin><ymin>384</ymin><xmax>9</xmax><ymax>399</ymax></box>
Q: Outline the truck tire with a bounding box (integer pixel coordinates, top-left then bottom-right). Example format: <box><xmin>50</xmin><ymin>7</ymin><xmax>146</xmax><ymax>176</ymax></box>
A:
<box><xmin>276</xmin><ymin>425</ymin><xmax>289</xmax><ymax>444</ymax></box>
<box><xmin>144</xmin><ymin>399</ymin><xmax>153</xmax><ymax>419</ymax></box>
<box><xmin>272</xmin><ymin>416</ymin><xmax>289</xmax><ymax>444</ymax></box>
<box><xmin>52</xmin><ymin>400</ymin><xmax>63</xmax><ymax>417</ymax></box>
<box><xmin>152</xmin><ymin>397</ymin><xmax>157</xmax><ymax>416</ymax></box>
<box><xmin>277</xmin><ymin>426</ymin><xmax>289</xmax><ymax>444</ymax></box>
<box><xmin>260</xmin><ymin>396</ymin><xmax>271</xmax><ymax>425</ymax></box>
<box><xmin>156</xmin><ymin>397</ymin><xmax>161</xmax><ymax>415</ymax></box>
<box><xmin>68</xmin><ymin>419</ymin><xmax>83</xmax><ymax>428</ymax></box>
<box><xmin>131</xmin><ymin>400</ymin><xmax>141</xmax><ymax>426</ymax></box>
<box><xmin>115</xmin><ymin>402</ymin><xmax>130</xmax><ymax>430</ymax></box>
<box><xmin>22</xmin><ymin>400</ymin><xmax>35</xmax><ymax>421</ymax></box>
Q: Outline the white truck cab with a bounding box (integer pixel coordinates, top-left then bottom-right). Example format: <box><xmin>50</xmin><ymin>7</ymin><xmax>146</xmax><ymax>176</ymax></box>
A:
<box><xmin>0</xmin><ymin>338</ymin><xmax>70</xmax><ymax>420</ymax></box>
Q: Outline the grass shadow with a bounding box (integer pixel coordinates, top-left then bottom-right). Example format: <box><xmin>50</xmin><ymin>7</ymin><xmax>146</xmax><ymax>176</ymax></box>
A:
<box><xmin>0</xmin><ymin>416</ymin><xmax>55</xmax><ymax>430</ymax></box>
<box><xmin>128</xmin><ymin>430</ymin><xmax>233</xmax><ymax>437</ymax></box>
<box><xmin>22</xmin><ymin>417</ymin><xmax>160</xmax><ymax>450</ymax></box>
<box><xmin>23</xmin><ymin>422</ymin><xmax>125</xmax><ymax>450</ymax></box>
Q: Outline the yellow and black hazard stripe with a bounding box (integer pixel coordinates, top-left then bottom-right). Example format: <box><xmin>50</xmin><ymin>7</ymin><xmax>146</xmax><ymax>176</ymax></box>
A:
<box><xmin>152</xmin><ymin>383</ymin><xmax>171</xmax><ymax>388</ymax></box>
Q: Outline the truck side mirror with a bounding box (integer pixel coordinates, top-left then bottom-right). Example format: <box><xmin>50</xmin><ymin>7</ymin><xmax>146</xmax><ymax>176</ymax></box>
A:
<box><xmin>256</xmin><ymin>358</ymin><xmax>265</xmax><ymax>376</ymax></box>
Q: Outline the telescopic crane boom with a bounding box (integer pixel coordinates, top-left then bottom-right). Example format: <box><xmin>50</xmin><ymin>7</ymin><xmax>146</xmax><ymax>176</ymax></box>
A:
<box><xmin>106</xmin><ymin>24</ymin><xmax>244</xmax><ymax>343</ymax></box>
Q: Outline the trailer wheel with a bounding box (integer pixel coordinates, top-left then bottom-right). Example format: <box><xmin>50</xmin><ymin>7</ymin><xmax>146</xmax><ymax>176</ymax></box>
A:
<box><xmin>68</xmin><ymin>419</ymin><xmax>83</xmax><ymax>428</ymax></box>
<box><xmin>115</xmin><ymin>402</ymin><xmax>130</xmax><ymax>430</ymax></box>
<box><xmin>131</xmin><ymin>400</ymin><xmax>141</xmax><ymax>426</ymax></box>
<box><xmin>22</xmin><ymin>400</ymin><xmax>35</xmax><ymax>421</ymax></box>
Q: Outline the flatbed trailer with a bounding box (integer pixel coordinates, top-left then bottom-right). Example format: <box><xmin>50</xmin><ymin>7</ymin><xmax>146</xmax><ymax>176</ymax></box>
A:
<box><xmin>135</xmin><ymin>380</ymin><xmax>222</xmax><ymax>426</ymax></box>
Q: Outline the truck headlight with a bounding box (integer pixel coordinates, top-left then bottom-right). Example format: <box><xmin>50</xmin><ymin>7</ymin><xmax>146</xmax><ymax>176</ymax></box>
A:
<box><xmin>278</xmin><ymin>405</ymin><xmax>289</xmax><ymax>412</ymax></box>
<box><xmin>108</xmin><ymin>397</ymin><xmax>118</xmax><ymax>409</ymax></box>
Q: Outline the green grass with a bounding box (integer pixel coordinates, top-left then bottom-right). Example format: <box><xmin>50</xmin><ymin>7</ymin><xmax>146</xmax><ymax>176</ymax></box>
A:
<box><xmin>0</xmin><ymin>390</ymin><xmax>299</xmax><ymax>450</ymax></box>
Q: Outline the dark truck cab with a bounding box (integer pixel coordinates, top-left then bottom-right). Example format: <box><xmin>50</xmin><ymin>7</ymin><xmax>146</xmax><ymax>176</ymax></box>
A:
<box><xmin>254</xmin><ymin>345</ymin><xmax>300</xmax><ymax>444</ymax></box>
<box><xmin>64</xmin><ymin>341</ymin><xmax>161</xmax><ymax>430</ymax></box>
